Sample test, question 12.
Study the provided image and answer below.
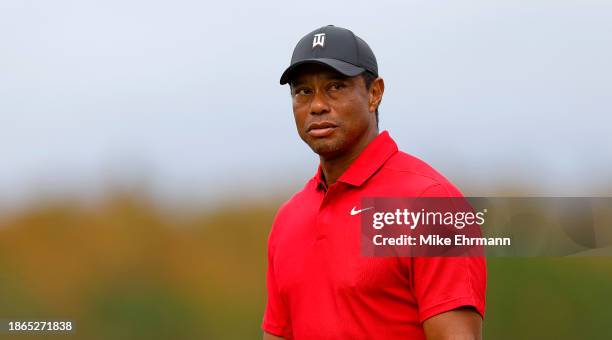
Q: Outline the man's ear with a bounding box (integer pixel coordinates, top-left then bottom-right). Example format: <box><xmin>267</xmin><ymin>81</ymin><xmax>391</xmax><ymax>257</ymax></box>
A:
<box><xmin>368</xmin><ymin>77</ymin><xmax>385</xmax><ymax>113</ymax></box>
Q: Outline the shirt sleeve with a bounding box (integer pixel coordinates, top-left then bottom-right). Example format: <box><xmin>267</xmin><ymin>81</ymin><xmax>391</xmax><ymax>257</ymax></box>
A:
<box><xmin>262</xmin><ymin>211</ymin><xmax>292</xmax><ymax>338</ymax></box>
<box><xmin>411</xmin><ymin>183</ymin><xmax>487</xmax><ymax>323</ymax></box>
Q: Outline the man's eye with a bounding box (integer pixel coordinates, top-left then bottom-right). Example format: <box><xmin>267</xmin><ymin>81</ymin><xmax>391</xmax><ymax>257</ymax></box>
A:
<box><xmin>295</xmin><ymin>88</ymin><xmax>311</xmax><ymax>96</ymax></box>
<box><xmin>329</xmin><ymin>83</ymin><xmax>345</xmax><ymax>91</ymax></box>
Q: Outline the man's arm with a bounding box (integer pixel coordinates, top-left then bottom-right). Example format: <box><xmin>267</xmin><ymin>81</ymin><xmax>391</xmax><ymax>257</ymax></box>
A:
<box><xmin>423</xmin><ymin>307</ymin><xmax>482</xmax><ymax>340</ymax></box>
<box><xmin>263</xmin><ymin>331</ymin><xmax>284</xmax><ymax>340</ymax></box>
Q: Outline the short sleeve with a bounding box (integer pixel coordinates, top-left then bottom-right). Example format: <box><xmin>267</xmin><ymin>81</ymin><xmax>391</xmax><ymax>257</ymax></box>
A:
<box><xmin>411</xmin><ymin>255</ymin><xmax>486</xmax><ymax>323</ymax></box>
<box><xmin>411</xmin><ymin>183</ymin><xmax>487</xmax><ymax>323</ymax></box>
<box><xmin>262</xmin><ymin>213</ymin><xmax>292</xmax><ymax>338</ymax></box>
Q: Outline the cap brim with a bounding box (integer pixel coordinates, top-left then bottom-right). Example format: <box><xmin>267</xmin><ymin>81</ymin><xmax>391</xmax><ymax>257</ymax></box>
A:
<box><xmin>279</xmin><ymin>58</ymin><xmax>365</xmax><ymax>85</ymax></box>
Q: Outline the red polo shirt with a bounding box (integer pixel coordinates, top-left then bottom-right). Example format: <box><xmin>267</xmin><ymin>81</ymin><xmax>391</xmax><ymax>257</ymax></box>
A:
<box><xmin>263</xmin><ymin>131</ymin><xmax>486</xmax><ymax>339</ymax></box>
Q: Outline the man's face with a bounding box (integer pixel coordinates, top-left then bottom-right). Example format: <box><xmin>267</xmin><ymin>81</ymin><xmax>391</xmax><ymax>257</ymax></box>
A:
<box><xmin>290</xmin><ymin>64</ymin><xmax>377</xmax><ymax>159</ymax></box>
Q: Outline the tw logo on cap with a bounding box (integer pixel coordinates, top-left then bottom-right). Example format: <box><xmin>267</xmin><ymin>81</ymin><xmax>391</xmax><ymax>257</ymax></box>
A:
<box><xmin>312</xmin><ymin>33</ymin><xmax>325</xmax><ymax>48</ymax></box>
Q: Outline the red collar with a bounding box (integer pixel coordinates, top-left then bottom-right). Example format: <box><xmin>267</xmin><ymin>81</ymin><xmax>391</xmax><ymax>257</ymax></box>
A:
<box><xmin>314</xmin><ymin>130</ymin><xmax>398</xmax><ymax>191</ymax></box>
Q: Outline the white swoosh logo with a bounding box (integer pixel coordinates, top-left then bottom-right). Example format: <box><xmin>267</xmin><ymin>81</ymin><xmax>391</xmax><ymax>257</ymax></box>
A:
<box><xmin>350</xmin><ymin>206</ymin><xmax>374</xmax><ymax>216</ymax></box>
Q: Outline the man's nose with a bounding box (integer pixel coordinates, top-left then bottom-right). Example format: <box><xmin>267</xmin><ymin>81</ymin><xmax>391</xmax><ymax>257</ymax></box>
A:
<box><xmin>310</xmin><ymin>89</ymin><xmax>330</xmax><ymax>115</ymax></box>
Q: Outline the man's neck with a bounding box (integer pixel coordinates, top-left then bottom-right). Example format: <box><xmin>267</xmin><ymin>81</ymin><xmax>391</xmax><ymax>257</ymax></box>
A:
<box><xmin>320</xmin><ymin>128</ymin><xmax>379</xmax><ymax>187</ymax></box>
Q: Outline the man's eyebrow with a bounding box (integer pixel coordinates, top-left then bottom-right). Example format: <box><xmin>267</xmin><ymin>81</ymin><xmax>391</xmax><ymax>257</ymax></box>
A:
<box><xmin>320</xmin><ymin>73</ymin><xmax>350</xmax><ymax>81</ymax></box>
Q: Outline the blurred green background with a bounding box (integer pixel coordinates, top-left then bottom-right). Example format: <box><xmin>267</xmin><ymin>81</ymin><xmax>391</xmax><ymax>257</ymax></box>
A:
<box><xmin>0</xmin><ymin>191</ymin><xmax>611</xmax><ymax>339</ymax></box>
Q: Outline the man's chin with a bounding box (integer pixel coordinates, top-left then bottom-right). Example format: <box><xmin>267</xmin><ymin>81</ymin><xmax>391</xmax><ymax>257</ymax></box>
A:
<box><xmin>308</xmin><ymin>139</ymin><xmax>345</xmax><ymax>159</ymax></box>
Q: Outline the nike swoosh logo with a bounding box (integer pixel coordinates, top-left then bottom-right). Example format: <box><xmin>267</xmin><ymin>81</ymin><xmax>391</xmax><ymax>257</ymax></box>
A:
<box><xmin>350</xmin><ymin>206</ymin><xmax>374</xmax><ymax>216</ymax></box>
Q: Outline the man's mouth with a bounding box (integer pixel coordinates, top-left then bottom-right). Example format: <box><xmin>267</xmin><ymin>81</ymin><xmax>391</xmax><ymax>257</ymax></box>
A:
<box><xmin>307</xmin><ymin>122</ymin><xmax>338</xmax><ymax>138</ymax></box>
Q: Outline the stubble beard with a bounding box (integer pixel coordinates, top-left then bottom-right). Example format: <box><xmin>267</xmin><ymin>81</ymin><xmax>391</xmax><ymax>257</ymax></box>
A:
<box><xmin>305</xmin><ymin>134</ymin><xmax>348</xmax><ymax>160</ymax></box>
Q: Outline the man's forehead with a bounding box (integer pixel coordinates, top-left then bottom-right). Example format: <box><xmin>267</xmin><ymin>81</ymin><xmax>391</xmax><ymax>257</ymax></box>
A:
<box><xmin>289</xmin><ymin>64</ymin><xmax>351</xmax><ymax>85</ymax></box>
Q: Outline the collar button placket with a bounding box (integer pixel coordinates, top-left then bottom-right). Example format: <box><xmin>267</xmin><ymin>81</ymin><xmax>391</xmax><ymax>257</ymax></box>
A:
<box><xmin>315</xmin><ymin>185</ymin><xmax>339</xmax><ymax>241</ymax></box>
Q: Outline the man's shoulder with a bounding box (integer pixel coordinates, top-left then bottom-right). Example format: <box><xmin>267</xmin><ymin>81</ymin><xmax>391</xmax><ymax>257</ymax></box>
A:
<box><xmin>267</xmin><ymin>179</ymin><xmax>319</xmax><ymax>244</ymax></box>
<box><xmin>375</xmin><ymin>150</ymin><xmax>464</xmax><ymax>197</ymax></box>
<box><xmin>382</xmin><ymin>150</ymin><xmax>446</xmax><ymax>180</ymax></box>
<box><xmin>274</xmin><ymin>178</ymin><xmax>317</xmax><ymax>219</ymax></box>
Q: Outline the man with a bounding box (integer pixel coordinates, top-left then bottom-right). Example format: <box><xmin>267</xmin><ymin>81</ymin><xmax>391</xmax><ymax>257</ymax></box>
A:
<box><xmin>263</xmin><ymin>25</ymin><xmax>486</xmax><ymax>339</ymax></box>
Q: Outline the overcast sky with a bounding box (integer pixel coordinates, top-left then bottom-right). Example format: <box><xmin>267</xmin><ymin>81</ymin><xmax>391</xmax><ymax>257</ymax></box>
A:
<box><xmin>1</xmin><ymin>0</ymin><xmax>610</xmax><ymax>205</ymax></box>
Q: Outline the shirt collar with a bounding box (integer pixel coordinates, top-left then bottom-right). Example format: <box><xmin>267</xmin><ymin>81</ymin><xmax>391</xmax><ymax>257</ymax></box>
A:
<box><xmin>314</xmin><ymin>130</ymin><xmax>398</xmax><ymax>190</ymax></box>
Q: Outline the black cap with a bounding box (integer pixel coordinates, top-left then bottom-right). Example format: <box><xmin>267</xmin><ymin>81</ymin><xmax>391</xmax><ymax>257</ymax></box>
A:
<box><xmin>279</xmin><ymin>25</ymin><xmax>378</xmax><ymax>85</ymax></box>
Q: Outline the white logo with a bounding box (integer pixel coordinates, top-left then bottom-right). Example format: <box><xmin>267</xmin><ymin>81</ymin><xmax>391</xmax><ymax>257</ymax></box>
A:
<box><xmin>350</xmin><ymin>206</ymin><xmax>374</xmax><ymax>216</ymax></box>
<box><xmin>313</xmin><ymin>33</ymin><xmax>325</xmax><ymax>48</ymax></box>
